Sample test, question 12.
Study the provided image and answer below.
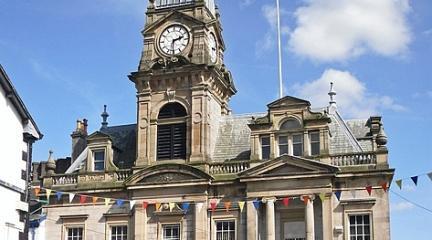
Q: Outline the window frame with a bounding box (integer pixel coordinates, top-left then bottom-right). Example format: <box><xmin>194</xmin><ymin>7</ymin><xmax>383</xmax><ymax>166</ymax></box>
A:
<box><xmin>345</xmin><ymin>211</ymin><xmax>374</xmax><ymax>240</ymax></box>
<box><xmin>109</xmin><ymin>224</ymin><xmax>128</xmax><ymax>240</ymax></box>
<box><xmin>309</xmin><ymin>131</ymin><xmax>320</xmax><ymax>156</ymax></box>
<box><xmin>260</xmin><ymin>135</ymin><xmax>271</xmax><ymax>160</ymax></box>
<box><xmin>161</xmin><ymin>223</ymin><xmax>181</xmax><ymax>240</ymax></box>
<box><xmin>276</xmin><ymin>134</ymin><xmax>304</xmax><ymax>157</ymax></box>
<box><xmin>92</xmin><ymin>149</ymin><xmax>106</xmax><ymax>172</ymax></box>
<box><xmin>64</xmin><ymin>224</ymin><xmax>85</xmax><ymax>240</ymax></box>
<box><xmin>215</xmin><ymin>219</ymin><xmax>236</xmax><ymax>240</ymax></box>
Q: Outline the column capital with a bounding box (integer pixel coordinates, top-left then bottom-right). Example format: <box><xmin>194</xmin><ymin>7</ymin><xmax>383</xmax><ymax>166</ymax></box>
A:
<box><xmin>262</xmin><ymin>197</ymin><xmax>277</xmax><ymax>203</ymax></box>
<box><xmin>301</xmin><ymin>194</ymin><xmax>316</xmax><ymax>202</ymax></box>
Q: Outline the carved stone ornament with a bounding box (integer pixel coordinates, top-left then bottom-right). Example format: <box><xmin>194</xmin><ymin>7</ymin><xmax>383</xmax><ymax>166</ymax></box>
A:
<box><xmin>140</xmin><ymin>117</ymin><xmax>148</xmax><ymax>129</ymax></box>
<box><xmin>193</xmin><ymin>112</ymin><xmax>202</xmax><ymax>123</ymax></box>
<box><xmin>138</xmin><ymin>172</ymin><xmax>195</xmax><ymax>184</ymax></box>
<box><xmin>166</xmin><ymin>89</ymin><xmax>176</xmax><ymax>102</ymax></box>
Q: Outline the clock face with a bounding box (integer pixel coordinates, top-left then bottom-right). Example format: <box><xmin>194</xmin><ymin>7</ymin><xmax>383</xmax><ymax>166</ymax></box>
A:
<box><xmin>208</xmin><ymin>33</ymin><xmax>217</xmax><ymax>63</ymax></box>
<box><xmin>159</xmin><ymin>25</ymin><xmax>190</xmax><ymax>55</ymax></box>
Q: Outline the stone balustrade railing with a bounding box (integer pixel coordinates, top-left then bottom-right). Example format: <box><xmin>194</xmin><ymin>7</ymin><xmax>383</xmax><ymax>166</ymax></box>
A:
<box><xmin>330</xmin><ymin>152</ymin><xmax>377</xmax><ymax>166</ymax></box>
<box><xmin>50</xmin><ymin>170</ymin><xmax>132</xmax><ymax>186</ymax></box>
<box><xmin>209</xmin><ymin>161</ymin><xmax>250</xmax><ymax>175</ymax></box>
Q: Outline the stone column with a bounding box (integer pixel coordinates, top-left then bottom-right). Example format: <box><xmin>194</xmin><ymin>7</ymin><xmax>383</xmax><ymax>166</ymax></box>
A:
<box><xmin>321</xmin><ymin>193</ymin><xmax>333</xmax><ymax>239</ymax></box>
<box><xmin>246</xmin><ymin>201</ymin><xmax>258</xmax><ymax>240</ymax></box>
<box><xmin>194</xmin><ymin>202</ymin><xmax>208</xmax><ymax>240</ymax></box>
<box><xmin>305</xmin><ymin>196</ymin><xmax>315</xmax><ymax>240</ymax></box>
<box><xmin>265</xmin><ymin>198</ymin><xmax>276</xmax><ymax>240</ymax></box>
<box><xmin>134</xmin><ymin>205</ymin><xmax>147</xmax><ymax>240</ymax></box>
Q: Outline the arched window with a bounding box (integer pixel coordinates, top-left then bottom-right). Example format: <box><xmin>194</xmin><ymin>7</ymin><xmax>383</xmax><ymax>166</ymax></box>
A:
<box><xmin>280</xmin><ymin>118</ymin><xmax>302</xmax><ymax>130</ymax></box>
<box><xmin>157</xmin><ymin>102</ymin><xmax>187</xmax><ymax>160</ymax></box>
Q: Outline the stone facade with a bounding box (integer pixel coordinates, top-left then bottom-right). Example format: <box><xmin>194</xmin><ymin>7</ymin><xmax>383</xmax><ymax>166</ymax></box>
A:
<box><xmin>34</xmin><ymin>1</ymin><xmax>393</xmax><ymax>240</ymax></box>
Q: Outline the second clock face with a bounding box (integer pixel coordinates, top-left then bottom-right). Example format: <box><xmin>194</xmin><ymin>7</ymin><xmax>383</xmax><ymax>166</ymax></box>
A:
<box><xmin>159</xmin><ymin>25</ymin><xmax>190</xmax><ymax>55</ymax></box>
<box><xmin>208</xmin><ymin>33</ymin><xmax>217</xmax><ymax>63</ymax></box>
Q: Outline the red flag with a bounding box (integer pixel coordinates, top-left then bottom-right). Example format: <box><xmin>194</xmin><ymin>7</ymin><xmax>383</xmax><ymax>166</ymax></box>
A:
<box><xmin>80</xmin><ymin>195</ymin><xmax>87</xmax><ymax>204</ymax></box>
<box><xmin>142</xmin><ymin>201</ymin><xmax>148</xmax><ymax>210</ymax></box>
<box><xmin>302</xmin><ymin>196</ymin><xmax>310</xmax><ymax>205</ymax></box>
<box><xmin>282</xmin><ymin>197</ymin><xmax>289</xmax><ymax>207</ymax></box>
<box><xmin>366</xmin><ymin>186</ymin><xmax>373</xmax><ymax>196</ymax></box>
<box><xmin>210</xmin><ymin>201</ymin><xmax>217</xmax><ymax>212</ymax></box>
<box><xmin>381</xmin><ymin>182</ymin><xmax>388</xmax><ymax>192</ymax></box>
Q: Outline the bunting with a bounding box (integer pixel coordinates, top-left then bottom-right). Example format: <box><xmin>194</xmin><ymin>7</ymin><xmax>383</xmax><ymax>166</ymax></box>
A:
<box><xmin>116</xmin><ymin>199</ymin><xmax>124</xmax><ymax>207</ymax></box>
<box><xmin>334</xmin><ymin>190</ymin><xmax>342</xmax><ymax>201</ymax></box>
<box><xmin>252</xmin><ymin>200</ymin><xmax>261</xmax><ymax>210</ymax></box>
<box><xmin>411</xmin><ymin>176</ymin><xmax>418</xmax><ymax>186</ymax></box>
<box><xmin>396</xmin><ymin>180</ymin><xmax>403</xmax><ymax>189</ymax></box>
<box><xmin>55</xmin><ymin>191</ymin><xmax>63</xmax><ymax>201</ymax></box>
<box><xmin>79</xmin><ymin>195</ymin><xmax>87</xmax><ymax>204</ymax></box>
<box><xmin>155</xmin><ymin>203</ymin><xmax>161</xmax><ymax>211</ymax></box>
<box><xmin>69</xmin><ymin>193</ymin><xmax>75</xmax><ymax>203</ymax></box>
<box><xmin>169</xmin><ymin>203</ymin><xmax>175</xmax><ymax>212</ymax></box>
<box><xmin>34</xmin><ymin>187</ymin><xmax>41</xmax><ymax>196</ymax></box>
<box><xmin>301</xmin><ymin>196</ymin><xmax>310</xmax><ymax>205</ymax></box>
<box><xmin>104</xmin><ymin>198</ymin><xmax>111</xmax><ymax>206</ymax></box>
<box><xmin>142</xmin><ymin>201</ymin><xmax>149</xmax><ymax>210</ymax></box>
<box><xmin>224</xmin><ymin>202</ymin><xmax>231</xmax><ymax>212</ymax></box>
<box><xmin>210</xmin><ymin>201</ymin><xmax>217</xmax><ymax>212</ymax></box>
<box><xmin>238</xmin><ymin>201</ymin><xmax>245</xmax><ymax>212</ymax></box>
<box><xmin>130</xmin><ymin>200</ymin><xmax>136</xmax><ymax>210</ymax></box>
<box><xmin>318</xmin><ymin>193</ymin><xmax>325</xmax><ymax>202</ymax></box>
<box><xmin>196</xmin><ymin>202</ymin><xmax>204</xmax><ymax>213</ymax></box>
<box><xmin>92</xmin><ymin>196</ymin><xmax>98</xmax><ymax>205</ymax></box>
<box><xmin>282</xmin><ymin>197</ymin><xmax>289</xmax><ymax>207</ymax></box>
<box><xmin>381</xmin><ymin>182</ymin><xmax>388</xmax><ymax>192</ymax></box>
<box><xmin>46</xmin><ymin>189</ymin><xmax>52</xmax><ymax>198</ymax></box>
<box><xmin>365</xmin><ymin>186</ymin><xmax>373</xmax><ymax>196</ymax></box>
<box><xmin>181</xmin><ymin>202</ymin><xmax>190</xmax><ymax>213</ymax></box>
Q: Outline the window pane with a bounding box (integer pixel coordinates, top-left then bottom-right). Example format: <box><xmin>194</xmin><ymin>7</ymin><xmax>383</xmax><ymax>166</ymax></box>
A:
<box><xmin>280</xmin><ymin>118</ymin><xmax>301</xmax><ymax>130</ymax></box>
<box><xmin>261</xmin><ymin>136</ymin><xmax>270</xmax><ymax>146</ymax></box>
<box><xmin>261</xmin><ymin>136</ymin><xmax>270</xmax><ymax>160</ymax></box>
<box><xmin>216</xmin><ymin>220</ymin><xmax>235</xmax><ymax>240</ymax></box>
<box><xmin>279</xmin><ymin>145</ymin><xmax>288</xmax><ymax>155</ymax></box>
<box><xmin>163</xmin><ymin>224</ymin><xmax>180</xmax><ymax>240</ymax></box>
<box><xmin>94</xmin><ymin>151</ymin><xmax>105</xmax><ymax>160</ymax></box>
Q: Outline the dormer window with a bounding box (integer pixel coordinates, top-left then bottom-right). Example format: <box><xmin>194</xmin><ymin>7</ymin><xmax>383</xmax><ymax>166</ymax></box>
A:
<box><xmin>261</xmin><ymin>135</ymin><xmax>270</xmax><ymax>160</ymax></box>
<box><xmin>292</xmin><ymin>134</ymin><xmax>303</xmax><ymax>156</ymax></box>
<box><xmin>93</xmin><ymin>150</ymin><xmax>105</xmax><ymax>171</ymax></box>
<box><xmin>157</xmin><ymin>102</ymin><xmax>187</xmax><ymax>160</ymax></box>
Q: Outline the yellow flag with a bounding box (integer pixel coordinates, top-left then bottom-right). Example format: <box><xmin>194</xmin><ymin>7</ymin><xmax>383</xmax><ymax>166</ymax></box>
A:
<box><xmin>46</xmin><ymin>189</ymin><xmax>52</xmax><ymax>198</ymax></box>
<box><xmin>155</xmin><ymin>203</ymin><xmax>161</xmax><ymax>211</ymax></box>
<box><xmin>395</xmin><ymin>179</ymin><xmax>402</xmax><ymax>189</ymax></box>
<box><xmin>92</xmin><ymin>197</ymin><xmax>98</xmax><ymax>205</ymax></box>
<box><xmin>319</xmin><ymin>193</ymin><xmax>326</xmax><ymax>202</ymax></box>
<box><xmin>105</xmin><ymin>198</ymin><xmax>111</xmax><ymax>206</ymax></box>
<box><xmin>238</xmin><ymin>201</ymin><xmax>245</xmax><ymax>212</ymax></box>
<box><xmin>169</xmin><ymin>203</ymin><xmax>175</xmax><ymax>212</ymax></box>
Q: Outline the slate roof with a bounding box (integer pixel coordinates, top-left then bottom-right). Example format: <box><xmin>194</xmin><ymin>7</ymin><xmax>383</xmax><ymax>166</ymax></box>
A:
<box><xmin>100</xmin><ymin>124</ymin><xmax>137</xmax><ymax>169</ymax></box>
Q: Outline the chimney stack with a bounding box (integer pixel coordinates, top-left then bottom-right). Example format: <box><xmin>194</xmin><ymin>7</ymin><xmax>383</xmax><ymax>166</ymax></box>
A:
<box><xmin>71</xmin><ymin>119</ymin><xmax>88</xmax><ymax>163</ymax></box>
<box><xmin>101</xmin><ymin>105</ymin><xmax>109</xmax><ymax>130</ymax></box>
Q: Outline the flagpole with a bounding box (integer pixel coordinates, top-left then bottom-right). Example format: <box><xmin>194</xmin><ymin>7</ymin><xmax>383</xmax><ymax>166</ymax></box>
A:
<box><xmin>276</xmin><ymin>0</ymin><xmax>283</xmax><ymax>99</ymax></box>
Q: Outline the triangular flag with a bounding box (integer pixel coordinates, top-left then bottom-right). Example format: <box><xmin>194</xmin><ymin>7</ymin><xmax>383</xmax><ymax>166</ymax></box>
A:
<box><xmin>116</xmin><ymin>199</ymin><xmax>124</xmax><ymax>207</ymax></box>
<box><xmin>69</xmin><ymin>193</ymin><xmax>76</xmax><ymax>203</ymax></box>
<box><xmin>79</xmin><ymin>195</ymin><xmax>87</xmax><ymax>204</ymax></box>
<box><xmin>55</xmin><ymin>191</ymin><xmax>63</xmax><ymax>201</ymax></box>
<box><xmin>34</xmin><ymin>187</ymin><xmax>41</xmax><ymax>196</ymax></box>
<box><xmin>238</xmin><ymin>201</ymin><xmax>245</xmax><ymax>212</ymax></box>
<box><xmin>334</xmin><ymin>191</ymin><xmax>342</xmax><ymax>201</ymax></box>
<box><xmin>319</xmin><ymin>193</ymin><xmax>325</xmax><ymax>202</ymax></box>
<box><xmin>381</xmin><ymin>182</ymin><xmax>388</xmax><ymax>192</ymax></box>
<box><xmin>395</xmin><ymin>179</ymin><xmax>402</xmax><ymax>189</ymax></box>
<box><xmin>196</xmin><ymin>202</ymin><xmax>204</xmax><ymax>213</ymax></box>
<box><xmin>210</xmin><ymin>201</ymin><xmax>217</xmax><ymax>212</ymax></box>
<box><xmin>411</xmin><ymin>176</ymin><xmax>418</xmax><ymax>186</ymax></box>
<box><xmin>181</xmin><ymin>202</ymin><xmax>190</xmax><ymax>213</ymax></box>
<box><xmin>92</xmin><ymin>197</ymin><xmax>98</xmax><ymax>205</ymax></box>
<box><xmin>169</xmin><ymin>203</ymin><xmax>175</xmax><ymax>212</ymax></box>
<box><xmin>428</xmin><ymin>173</ymin><xmax>432</xmax><ymax>181</ymax></box>
<box><xmin>302</xmin><ymin>196</ymin><xmax>310</xmax><ymax>205</ymax></box>
<box><xmin>224</xmin><ymin>201</ymin><xmax>231</xmax><ymax>212</ymax></box>
<box><xmin>46</xmin><ymin>189</ymin><xmax>52</xmax><ymax>198</ymax></box>
<box><xmin>105</xmin><ymin>198</ymin><xmax>111</xmax><ymax>206</ymax></box>
<box><xmin>252</xmin><ymin>200</ymin><xmax>260</xmax><ymax>210</ymax></box>
<box><xmin>142</xmin><ymin>201</ymin><xmax>149</xmax><ymax>210</ymax></box>
<box><xmin>282</xmin><ymin>197</ymin><xmax>289</xmax><ymax>207</ymax></box>
<box><xmin>155</xmin><ymin>203</ymin><xmax>161</xmax><ymax>211</ymax></box>
<box><xmin>130</xmin><ymin>200</ymin><xmax>136</xmax><ymax>210</ymax></box>
<box><xmin>365</xmin><ymin>186</ymin><xmax>373</xmax><ymax>196</ymax></box>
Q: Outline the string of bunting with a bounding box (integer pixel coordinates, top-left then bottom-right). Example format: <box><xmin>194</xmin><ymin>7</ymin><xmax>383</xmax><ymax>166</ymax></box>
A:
<box><xmin>31</xmin><ymin>170</ymin><xmax>431</xmax><ymax>213</ymax></box>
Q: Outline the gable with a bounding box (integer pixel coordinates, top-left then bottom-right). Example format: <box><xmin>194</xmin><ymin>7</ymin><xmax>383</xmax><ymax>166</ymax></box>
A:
<box><xmin>240</xmin><ymin>155</ymin><xmax>339</xmax><ymax>178</ymax></box>
<box><xmin>267</xmin><ymin>96</ymin><xmax>311</xmax><ymax>109</ymax></box>
<box><xmin>144</xmin><ymin>11</ymin><xmax>206</xmax><ymax>33</ymax></box>
<box><xmin>126</xmin><ymin>163</ymin><xmax>213</xmax><ymax>186</ymax></box>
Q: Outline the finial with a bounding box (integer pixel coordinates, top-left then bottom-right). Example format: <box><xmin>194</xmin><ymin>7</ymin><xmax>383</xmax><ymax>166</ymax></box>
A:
<box><xmin>46</xmin><ymin>150</ymin><xmax>56</xmax><ymax>176</ymax></box>
<box><xmin>101</xmin><ymin>105</ymin><xmax>109</xmax><ymax>129</ymax></box>
<box><xmin>328</xmin><ymin>82</ymin><xmax>337</xmax><ymax>114</ymax></box>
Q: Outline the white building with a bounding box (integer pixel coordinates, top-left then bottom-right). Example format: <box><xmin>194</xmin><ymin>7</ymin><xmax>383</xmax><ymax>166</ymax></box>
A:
<box><xmin>0</xmin><ymin>65</ymin><xmax>42</xmax><ymax>240</ymax></box>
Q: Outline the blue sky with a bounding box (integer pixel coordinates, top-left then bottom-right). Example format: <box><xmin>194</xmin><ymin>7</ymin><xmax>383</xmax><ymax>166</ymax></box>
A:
<box><xmin>1</xmin><ymin>0</ymin><xmax>431</xmax><ymax>238</ymax></box>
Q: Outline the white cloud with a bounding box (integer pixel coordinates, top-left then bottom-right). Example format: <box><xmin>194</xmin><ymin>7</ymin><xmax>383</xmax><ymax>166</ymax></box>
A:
<box><xmin>391</xmin><ymin>201</ymin><xmax>414</xmax><ymax>212</ymax></box>
<box><xmin>289</xmin><ymin>0</ymin><xmax>412</xmax><ymax>62</ymax></box>
<box><xmin>255</xmin><ymin>4</ymin><xmax>290</xmax><ymax>56</ymax></box>
<box><xmin>240</xmin><ymin>0</ymin><xmax>254</xmax><ymax>8</ymax></box>
<box><xmin>292</xmin><ymin>69</ymin><xmax>406</xmax><ymax>118</ymax></box>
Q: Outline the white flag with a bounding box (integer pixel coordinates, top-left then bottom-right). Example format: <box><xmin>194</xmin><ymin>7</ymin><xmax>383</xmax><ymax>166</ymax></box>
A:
<box><xmin>69</xmin><ymin>193</ymin><xmax>75</xmax><ymax>203</ymax></box>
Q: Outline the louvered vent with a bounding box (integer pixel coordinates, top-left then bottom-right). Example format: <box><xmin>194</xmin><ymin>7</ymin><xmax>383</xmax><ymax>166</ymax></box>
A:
<box><xmin>157</xmin><ymin>103</ymin><xmax>187</xmax><ymax>160</ymax></box>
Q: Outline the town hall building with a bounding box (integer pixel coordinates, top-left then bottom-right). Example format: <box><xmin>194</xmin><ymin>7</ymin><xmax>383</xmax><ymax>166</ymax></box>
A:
<box><xmin>33</xmin><ymin>0</ymin><xmax>394</xmax><ymax>239</ymax></box>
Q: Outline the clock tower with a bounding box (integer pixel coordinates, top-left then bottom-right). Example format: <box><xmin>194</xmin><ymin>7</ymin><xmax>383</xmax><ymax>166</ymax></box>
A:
<box><xmin>129</xmin><ymin>0</ymin><xmax>236</xmax><ymax>167</ymax></box>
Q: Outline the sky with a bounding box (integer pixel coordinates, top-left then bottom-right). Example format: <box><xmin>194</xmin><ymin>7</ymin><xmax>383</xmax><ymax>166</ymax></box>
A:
<box><xmin>0</xmin><ymin>0</ymin><xmax>431</xmax><ymax>238</ymax></box>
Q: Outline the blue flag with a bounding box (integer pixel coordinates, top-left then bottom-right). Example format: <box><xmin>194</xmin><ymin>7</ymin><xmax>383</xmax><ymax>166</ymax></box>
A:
<box><xmin>253</xmin><ymin>200</ymin><xmax>261</xmax><ymax>210</ymax></box>
<box><xmin>181</xmin><ymin>203</ymin><xmax>190</xmax><ymax>213</ymax></box>
<box><xmin>55</xmin><ymin>192</ymin><xmax>63</xmax><ymax>201</ymax></box>
<box><xmin>334</xmin><ymin>190</ymin><xmax>342</xmax><ymax>201</ymax></box>
<box><xmin>116</xmin><ymin>199</ymin><xmax>124</xmax><ymax>207</ymax></box>
<box><xmin>411</xmin><ymin>176</ymin><xmax>418</xmax><ymax>186</ymax></box>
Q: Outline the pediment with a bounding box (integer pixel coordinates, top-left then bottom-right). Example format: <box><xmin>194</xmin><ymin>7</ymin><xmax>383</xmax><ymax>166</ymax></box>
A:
<box><xmin>87</xmin><ymin>131</ymin><xmax>111</xmax><ymax>140</ymax></box>
<box><xmin>267</xmin><ymin>96</ymin><xmax>311</xmax><ymax>109</ymax></box>
<box><xmin>126</xmin><ymin>163</ymin><xmax>213</xmax><ymax>186</ymax></box>
<box><xmin>239</xmin><ymin>155</ymin><xmax>339</xmax><ymax>178</ymax></box>
<box><xmin>144</xmin><ymin>11</ymin><xmax>206</xmax><ymax>34</ymax></box>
